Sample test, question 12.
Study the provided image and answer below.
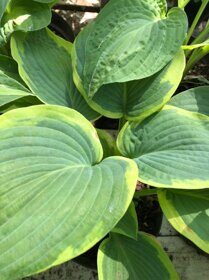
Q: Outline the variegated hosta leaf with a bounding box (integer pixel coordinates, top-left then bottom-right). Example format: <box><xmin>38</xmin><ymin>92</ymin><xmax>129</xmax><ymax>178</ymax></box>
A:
<box><xmin>169</xmin><ymin>86</ymin><xmax>209</xmax><ymax>116</ymax></box>
<box><xmin>0</xmin><ymin>105</ymin><xmax>138</xmax><ymax>280</ymax></box>
<box><xmin>72</xmin><ymin>0</ymin><xmax>188</xmax><ymax>98</ymax></box>
<box><xmin>11</xmin><ymin>28</ymin><xmax>99</xmax><ymax>121</ymax></box>
<box><xmin>158</xmin><ymin>189</ymin><xmax>209</xmax><ymax>254</ymax></box>
<box><xmin>0</xmin><ymin>0</ymin><xmax>51</xmax><ymax>47</ymax></box>
<box><xmin>83</xmin><ymin>50</ymin><xmax>185</xmax><ymax>120</ymax></box>
<box><xmin>98</xmin><ymin>232</ymin><xmax>179</xmax><ymax>280</ymax></box>
<box><xmin>117</xmin><ymin>105</ymin><xmax>209</xmax><ymax>189</ymax></box>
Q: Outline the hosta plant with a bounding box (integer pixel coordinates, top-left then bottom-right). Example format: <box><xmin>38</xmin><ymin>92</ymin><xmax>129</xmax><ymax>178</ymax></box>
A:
<box><xmin>0</xmin><ymin>0</ymin><xmax>209</xmax><ymax>279</ymax></box>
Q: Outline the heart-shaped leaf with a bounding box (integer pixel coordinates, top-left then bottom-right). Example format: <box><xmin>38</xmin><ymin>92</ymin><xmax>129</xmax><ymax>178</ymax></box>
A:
<box><xmin>11</xmin><ymin>28</ymin><xmax>99</xmax><ymax>120</ymax></box>
<box><xmin>158</xmin><ymin>189</ymin><xmax>209</xmax><ymax>254</ymax></box>
<box><xmin>83</xmin><ymin>50</ymin><xmax>185</xmax><ymax>120</ymax></box>
<box><xmin>72</xmin><ymin>0</ymin><xmax>188</xmax><ymax>98</ymax></box>
<box><xmin>117</xmin><ymin>105</ymin><xmax>209</xmax><ymax>189</ymax></box>
<box><xmin>98</xmin><ymin>232</ymin><xmax>179</xmax><ymax>280</ymax></box>
<box><xmin>169</xmin><ymin>86</ymin><xmax>209</xmax><ymax>116</ymax></box>
<box><xmin>0</xmin><ymin>105</ymin><xmax>138</xmax><ymax>280</ymax></box>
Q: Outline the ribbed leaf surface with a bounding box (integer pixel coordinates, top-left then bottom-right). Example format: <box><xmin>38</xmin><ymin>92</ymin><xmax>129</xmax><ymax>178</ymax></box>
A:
<box><xmin>85</xmin><ymin>50</ymin><xmax>185</xmax><ymax>120</ymax></box>
<box><xmin>117</xmin><ymin>105</ymin><xmax>209</xmax><ymax>189</ymax></box>
<box><xmin>0</xmin><ymin>105</ymin><xmax>138</xmax><ymax>280</ymax></box>
<box><xmin>72</xmin><ymin>0</ymin><xmax>188</xmax><ymax>98</ymax></box>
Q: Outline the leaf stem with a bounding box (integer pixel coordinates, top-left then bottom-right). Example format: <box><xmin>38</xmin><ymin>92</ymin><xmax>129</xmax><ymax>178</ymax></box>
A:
<box><xmin>179</xmin><ymin>0</ymin><xmax>191</xmax><ymax>9</ymax></box>
<box><xmin>118</xmin><ymin>117</ymin><xmax>126</xmax><ymax>132</ymax></box>
<box><xmin>135</xmin><ymin>189</ymin><xmax>158</xmax><ymax>198</ymax></box>
<box><xmin>184</xmin><ymin>0</ymin><xmax>209</xmax><ymax>45</ymax></box>
<box><xmin>184</xmin><ymin>44</ymin><xmax>209</xmax><ymax>76</ymax></box>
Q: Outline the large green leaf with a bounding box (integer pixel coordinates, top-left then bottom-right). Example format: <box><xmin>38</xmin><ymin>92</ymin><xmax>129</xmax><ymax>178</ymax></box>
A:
<box><xmin>83</xmin><ymin>50</ymin><xmax>185</xmax><ymax>120</ymax></box>
<box><xmin>169</xmin><ymin>86</ymin><xmax>209</xmax><ymax>116</ymax></box>
<box><xmin>72</xmin><ymin>0</ymin><xmax>187</xmax><ymax>98</ymax></box>
<box><xmin>98</xmin><ymin>232</ymin><xmax>179</xmax><ymax>280</ymax></box>
<box><xmin>117</xmin><ymin>105</ymin><xmax>209</xmax><ymax>189</ymax></box>
<box><xmin>11</xmin><ymin>28</ymin><xmax>99</xmax><ymax>120</ymax></box>
<box><xmin>158</xmin><ymin>189</ymin><xmax>209</xmax><ymax>254</ymax></box>
<box><xmin>0</xmin><ymin>105</ymin><xmax>138</xmax><ymax>280</ymax></box>
<box><xmin>1</xmin><ymin>0</ymin><xmax>51</xmax><ymax>40</ymax></box>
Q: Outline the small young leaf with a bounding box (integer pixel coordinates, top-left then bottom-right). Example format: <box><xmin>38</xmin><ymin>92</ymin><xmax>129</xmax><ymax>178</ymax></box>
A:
<box><xmin>0</xmin><ymin>105</ymin><xmax>138</xmax><ymax>280</ymax></box>
<box><xmin>11</xmin><ymin>28</ymin><xmax>99</xmax><ymax>120</ymax></box>
<box><xmin>0</xmin><ymin>72</ymin><xmax>32</xmax><ymax>107</ymax></box>
<box><xmin>117</xmin><ymin>105</ymin><xmax>209</xmax><ymax>189</ymax></box>
<box><xmin>112</xmin><ymin>202</ymin><xmax>138</xmax><ymax>240</ymax></box>
<box><xmin>1</xmin><ymin>0</ymin><xmax>51</xmax><ymax>33</ymax></box>
<box><xmin>96</xmin><ymin>129</ymin><xmax>119</xmax><ymax>158</ymax></box>
<box><xmin>72</xmin><ymin>0</ymin><xmax>188</xmax><ymax>98</ymax></box>
<box><xmin>0</xmin><ymin>95</ymin><xmax>42</xmax><ymax>113</ymax></box>
<box><xmin>98</xmin><ymin>232</ymin><xmax>179</xmax><ymax>280</ymax></box>
<box><xmin>158</xmin><ymin>189</ymin><xmax>209</xmax><ymax>254</ymax></box>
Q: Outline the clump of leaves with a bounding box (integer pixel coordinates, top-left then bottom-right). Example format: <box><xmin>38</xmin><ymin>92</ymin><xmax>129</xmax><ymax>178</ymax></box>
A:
<box><xmin>0</xmin><ymin>0</ymin><xmax>209</xmax><ymax>279</ymax></box>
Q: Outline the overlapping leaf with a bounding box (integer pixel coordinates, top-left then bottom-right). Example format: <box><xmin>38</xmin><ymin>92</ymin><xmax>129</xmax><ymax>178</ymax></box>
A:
<box><xmin>0</xmin><ymin>105</ymin><xmax>138</xmax><ymax>280</ymax></box>
<box><xmin>0</xmin><ymin>0</ymin><xmax>9</xmax><ymax>22</ymax></box>
<box><xmin>0</xmin><ymin>54</ymin><xmax>23</xmax><ymax>82</ymax></box>
<box><xmin>0</xmin><ymin>54</ymin><xmax>34</xmax><ymax>108</ymax></box>
<box><xmin>169</xmin><ymin>86</ymin><xmax>209</xmax><ymax>116</ymax></box>
<box><xmin>2</xmin><ymin>0</ymin><xmax>51</xmax><ymax>32</ymax></box>
<box><xmin>0</xmin><ymin>72</ymin><xmax>32</xmax><ymax>107</ymax></box>
<box><xmin>117</xmin><ymin>105</ymin><xmax>209</xmax><ymax>189</ymax></box>
<box><xmin>158</xmin><ymin>189</ymin><xmax>209</xmax><ymax>254</ymax></box>
<box><xmin>84</xmin><ymin>50</ymin><xmax>185</xmax><ymax>120</ymax></box>
<box><xmin>98</xmin><ymin>232</ymin><xmax>179</xmax><ymax>280</ymax></box>
<box><xmin>96</xmin><ymin>129</ymin><xmax>118</xmax><ymax>159</ymax></box>
<box><xmin>0</xmin><ymin>0</ymin><xmax>52</xmax><ymax>47</ymax></box>
<box><xmin>11</xmin><ymin>28</ymin><xmax>99</xmax><ymax>120</ymax></box>
<box><xmin>72</xmin><ymin>0</ymin><xmax>187</xmax><ymax>98</ymax></box>
<box><xmin>112</xmin><ymin>202</ymin><xmax>138</xmax><ymax>240</ymax></box>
